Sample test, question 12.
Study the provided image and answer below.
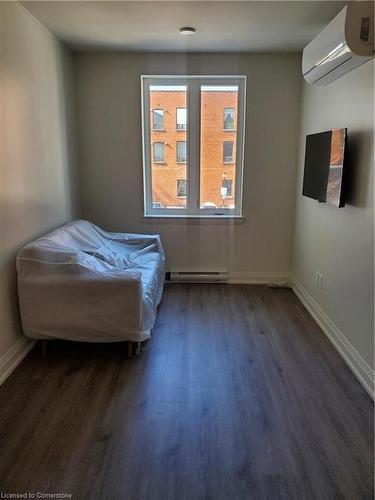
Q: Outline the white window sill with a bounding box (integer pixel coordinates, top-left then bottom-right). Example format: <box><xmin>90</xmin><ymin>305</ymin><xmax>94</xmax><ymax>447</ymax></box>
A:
<box><xmin>143</xmin><ymin>214</ymin><xmax>245</xmax><ymax>224</ymax></box>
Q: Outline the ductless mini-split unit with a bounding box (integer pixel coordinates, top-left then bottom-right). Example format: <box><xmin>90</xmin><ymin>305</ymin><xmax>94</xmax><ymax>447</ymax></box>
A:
<box><xmin>303</xmin><ymin>2</ymin><xmax>374</xmax><ymax>85</ymax></box>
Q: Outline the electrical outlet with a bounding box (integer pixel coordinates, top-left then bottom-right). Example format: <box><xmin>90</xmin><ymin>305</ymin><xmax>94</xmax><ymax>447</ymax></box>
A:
<box><xmin>319</xmin><ymin>274</ymin><xmax>324</xmax><ymax>289</ymax></box>
<box><xmin>315</xmin><ymin>271</ymin><xmax>324</xmax><ymax>289</ymax></box>
<box><xmin>315</xmin><ymin>271</ymin><xmax>320</xmax><ymax>287</ymax></box>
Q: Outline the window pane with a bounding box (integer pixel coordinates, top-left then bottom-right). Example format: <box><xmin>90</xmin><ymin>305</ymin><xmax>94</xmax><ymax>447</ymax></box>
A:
<box><xmin>200</xmin><ymin>85</ymin><xmax>238</xmax><ymax>209</ymax></box>
<box><xmin>153</xmin><ymin>109</ymin><xmax>164</xmax><ymax>130</ymax></box>
<box><xmin>223</xmin><ymin>141</ymin><xmax>233</xmax><ymax>162</ymax></box>
<box><xmin>177</xmin><ymin>141</ymin><xmax>187</xmax><ymax>163</ymax></box>
<box><xmin>176</xmin><ymin>108</ymin><xmax>187</xmax><ymax>130</ymax></box>
<box><xmin>149</xmin><ymin>85</ymin><xmax>188</xmax><ymax>209</ymax></box>
<box><xmin>177</xmin><ymin>179</ymin><xmax>187</xmax><ymax>197</ymax></box>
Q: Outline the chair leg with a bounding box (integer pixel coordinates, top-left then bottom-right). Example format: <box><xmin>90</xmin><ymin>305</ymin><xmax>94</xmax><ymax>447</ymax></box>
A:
<box><xmin>135</xmin><ymin>341</ymin><xmax>141</xmax><ymax>356</ymax></box>
<box><xmin>127</xmin><ymin>341</ymin><xmax>142</xmax><ymax>358</ymax></box>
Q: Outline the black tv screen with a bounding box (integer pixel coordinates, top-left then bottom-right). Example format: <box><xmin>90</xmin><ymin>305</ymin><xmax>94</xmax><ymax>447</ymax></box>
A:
<box><xmin>302</xmin><ymin>128</ymin><xmax>347</xmax><ymax>208</ymax></box>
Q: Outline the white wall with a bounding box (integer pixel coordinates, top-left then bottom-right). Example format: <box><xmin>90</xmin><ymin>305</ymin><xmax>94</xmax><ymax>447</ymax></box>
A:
<box><xmin>292</xmin><ymin>61</ymin><xmax>374</xmax><ymax>373</ymax></box>
<box><xmin>0</xmin><ymin>2</ymin><xmax>79</xmax><ymax>361</ymax></box>
<box><xmin>74</xmin><ymin>52</ymin><xmax>302</xmax><ymax>279</ymax></box>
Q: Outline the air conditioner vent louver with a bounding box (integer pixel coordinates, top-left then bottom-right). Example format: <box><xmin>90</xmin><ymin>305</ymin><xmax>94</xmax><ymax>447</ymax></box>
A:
<box><xmin>167</xmin><ymin>271</ymin><xmax>228</xmax><ymax>283</ymax></box>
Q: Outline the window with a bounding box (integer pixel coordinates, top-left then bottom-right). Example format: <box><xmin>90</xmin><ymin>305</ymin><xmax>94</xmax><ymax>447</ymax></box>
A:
<box><xmin>223</xmin><ymin>141</ymin><xmax>234</xmax><ymax>163</ymax></box>
<box><xmin>177</xmin><ymin>179</ymin><xmax>187</xmax><ymax>197</ymax></box>
<box><xmin>153</xmin><ymin>142</ymin><xmax>164</xmax><ymax>163</ymax></box>
<box><xmin>152</xmin><ymin>109</ymin><xmax>164</xmax><ymax>130</ymax></box>
<box><xmin>176</xmin><ymin>107</ymin><xmax>187</xmax><ymax>130</ymax></box>
<box><xmin>221</xmin><ymin>179</ymin><xmax>233</xmax><ymax>197</ymax></box>
<box><xmin>142</xmin><ymin>76</ymin><xmax>246</xmax><ymax>217</ymax></box>
<box><xmin>224</xmin><ymin>108</ymin><xmax>235</xmax><ymax>130</ymax></box>
<box><xmin>177</xmin><ymin>141</ymin><xmax>187</xmax><ymax>163</ymax></box>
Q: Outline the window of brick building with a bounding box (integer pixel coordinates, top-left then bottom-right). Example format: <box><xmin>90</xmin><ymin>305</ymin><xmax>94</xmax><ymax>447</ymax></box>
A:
<box><xmin>153</xmin><ymin>142</ymin><xmax>164</xmax><ymax>163</ymax></box>
<box><xmin>177</xmin><ymin>141</ymin><xmax>187</xmax><ymax>163</ymax></box>
<box><xmin>176</xmin><ymin>108</ymin><xmax>187</xmax><ymax>130</ymax></box>
<box><xmin>152</xmin><ymin>109</ymin><xmax>164</xmax><ymax>130</ymax></box>
<box><xmin>222</xmin><ymin>179</ymin><xmax>233</xmax><ymax>197</ymax></box>
<box><xmin>223</xmin><ymin>141</ymin><xmax>234</xmax><ymax>163</ymax></box>
<box><xmin>223</xmin><ymin>108</ymin><xmax>235</xmax><ymax>130</ymax></box>
<box><xmin>177</xmin><ymin>179</ymin><xmax>187</xmax><ymax>197</ymax></box>
<box><xmin>142</xmin><ymin>76</ymin><xmax>246</xmax><ymax>217</ymax></box>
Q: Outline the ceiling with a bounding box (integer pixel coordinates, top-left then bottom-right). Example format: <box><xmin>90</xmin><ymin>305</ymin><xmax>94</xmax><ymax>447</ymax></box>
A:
<box><xmin>22</xmin><ymin>1</ymin><xmax>347</xmax><ymax>53</ymax></box>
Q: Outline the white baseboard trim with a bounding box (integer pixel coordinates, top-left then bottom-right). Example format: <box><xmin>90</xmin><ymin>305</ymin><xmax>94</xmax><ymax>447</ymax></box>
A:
<box><xmin>292</xmin><ymin>279</ymin><xmax>374</xmax><ymax>399</ymax></box>
<box><xmin>0</xmin><ymin>337</ymin><xmax>36</xmax><ymax>386</ymax></box>
<box><xmin>227</xmin><ymin>272</ymin><xmax>290</xmax><ymax>285</ymax></box>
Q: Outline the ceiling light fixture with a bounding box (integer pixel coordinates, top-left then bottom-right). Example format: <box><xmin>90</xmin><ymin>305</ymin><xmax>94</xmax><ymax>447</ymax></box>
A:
<box><xmin>179</xmin><ymin>27</ymin><xmax>196</xmax><ymax>36</ymax></box>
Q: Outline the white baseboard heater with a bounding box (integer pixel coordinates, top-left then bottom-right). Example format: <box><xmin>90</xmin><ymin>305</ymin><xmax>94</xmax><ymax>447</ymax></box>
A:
<box><xmin>166</xmin><ymin>271</ymin><xmax>228</xmax><ymax>283</ymax></box>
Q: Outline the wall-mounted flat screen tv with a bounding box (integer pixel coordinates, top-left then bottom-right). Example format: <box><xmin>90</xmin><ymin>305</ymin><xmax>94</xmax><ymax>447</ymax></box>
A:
<box><xmin>302</xmin><ymin>128</ymin><xmax>347</xmax><ymax>208</ymax></box>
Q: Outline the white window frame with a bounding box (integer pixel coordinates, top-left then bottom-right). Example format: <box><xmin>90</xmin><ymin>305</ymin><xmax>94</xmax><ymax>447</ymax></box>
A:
<box><xmin>141</xmin><ymin>75</ymin><xmax>246</xmax><ymax>218</ymax></box>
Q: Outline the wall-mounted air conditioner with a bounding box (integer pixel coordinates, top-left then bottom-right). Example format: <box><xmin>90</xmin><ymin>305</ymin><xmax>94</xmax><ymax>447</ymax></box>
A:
<box><xmin>303</xmin><ymin>2</ymin><xmax>374</xmax><ymax>85</ymax></box>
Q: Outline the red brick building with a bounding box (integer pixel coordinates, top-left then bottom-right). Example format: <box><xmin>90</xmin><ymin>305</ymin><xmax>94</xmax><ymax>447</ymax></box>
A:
<box><xmin>150</xmin><ymin>89</ymin><xmax>237</xmax><ymax>209</ymax></box>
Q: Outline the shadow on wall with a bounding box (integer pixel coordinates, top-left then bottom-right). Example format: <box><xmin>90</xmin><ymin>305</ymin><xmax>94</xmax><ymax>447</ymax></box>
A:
<box><xmin>0</xmin><ymin>257</ymin><xmax>22</xmax><ymax>349</ymax></box>
<box><xmin>56</xmin><ymin>46</ymin><xmax>80</xmax><ymax>216</ymax></box>
<box><xmin>0</xmin><ymin>1</ymin><xmax>79</xmax><ymax>354</ymax></box>
<box><xmin>345</xmin><ymin>129</ymin><xmax>373</xmax><ymax>208</ymax></box>
<box><xmin>0</xmin><ymin>200</ymin><xmax>68</xmax><ymax>354</ymax></box>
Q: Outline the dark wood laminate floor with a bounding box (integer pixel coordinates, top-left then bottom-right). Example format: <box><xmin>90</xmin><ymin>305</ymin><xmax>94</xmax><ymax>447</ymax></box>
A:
<box><xmin>0</xmin><ymin>285</ymin><xmax>373</xmax><ymax>500</ymax></box>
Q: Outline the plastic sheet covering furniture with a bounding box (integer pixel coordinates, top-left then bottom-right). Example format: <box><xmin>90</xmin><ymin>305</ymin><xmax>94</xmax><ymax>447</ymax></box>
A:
<box><xmin>17</xmin><ymin>220</ymin><xmax>165</xmax><ymax>342</ymax></box>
